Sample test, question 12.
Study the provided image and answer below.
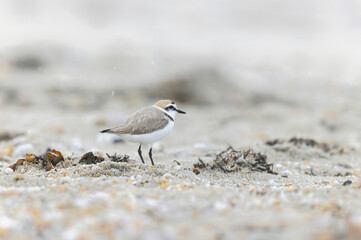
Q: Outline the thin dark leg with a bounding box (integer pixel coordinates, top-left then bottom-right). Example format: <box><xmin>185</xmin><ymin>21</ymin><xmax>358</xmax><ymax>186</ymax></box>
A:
<box><xmin>149</xmin><ymin>147</ymin><xmax>154</xmax><ymax>166</ymax></box>
<box><xmin>138</xmin><ymin>144</ymin><xmax>145</xmax><ymax>164</ymax></box>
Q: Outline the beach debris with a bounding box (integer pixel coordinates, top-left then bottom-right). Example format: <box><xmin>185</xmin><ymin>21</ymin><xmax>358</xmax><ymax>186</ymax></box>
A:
<box><xmin>106</xmin><ymin>153</ymin><xmax>130</xmax><ymax>163</ymax></box>
<box><xmin>194</xmin><ymin>147</ymin><xmax>277</xmax><ymax>174</ymax></box>
<box><xmin>79</xmin><ymin>152</ymin><xmax>130</xmax><ymax>165</ymax></box>
<box><xmin>337</xmin><ymin>163</ymin><xmax>352</xmax><ymax>169</ymax></box>
<box><xmin>23</xmin><ymin>149</ymin><xmax>65</xmax><ymax>171</ymax></box>
<box><xmin>25</xmin><ymin>154</ymin><xmax>37</xmax><ymax>163</ymax></box>
<box><xmin>51</xmin><ymin>149</ymin><xmax>64</xmax><ymax>160</ymax></box>
<box><xmin>6</xmin><ymin>149</ymin><xmax>131</xmax><ymax>174</ymax></box>
<box><xmin>266</xmin><ymin>137</ymin><xmax>331</xmax><ymax>152</ymax></box>
<box><xmin>45</xmin><ymin>161</ymin><xmax>53</xmax><ymax>171</ymax></box>
<box><xmin>44</xmin><ymin>150</ymin><xmax>64</xmax><ymax>166</ymax></box>
<box><xmin>192</xmin><ymin>168</ymin><xmax>200</xmax><ymax>175</ymax></box>
<box><xmin>16</xmin><ymin>159</ymin><xmax>25</xmax><ymax>165</ymax></box>
<box><xmin>38</xmin><ymin>149</ymin><xmax>65</xmax><ymax>171</ymax></box>
<box><xmin>79</xmin><ymin>152</ymin><xmax>105</xmax><ymax>165</ymax></box>
<box><xmin>0</xmin><ymin>132</ymin><xmax>23</xmax><ymax>141</ymax></box>
<box><xmin>343</xmin><ymin>180</ymin><xmax>352</xmax><ymax>186</ymax></box>
<box><xmin>7</xmin><ymin>164</ymin><xmax>17</xmax><ymax>172</ymax></box>
<box><xmin>6</xmin><ymin>158</ymin><xmax>26</xmax><ymax>172</ymax></box>
<box><xmin>265</xmin><ymin>137</ymin><xmax>347</xmax><ymax>154</ymax></box>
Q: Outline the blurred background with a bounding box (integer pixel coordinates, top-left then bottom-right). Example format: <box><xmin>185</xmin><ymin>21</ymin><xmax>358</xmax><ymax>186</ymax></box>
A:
<box><xmin>1</xmin><ymin>0</ymin><xmax>361</xmax><ymax>157</ymax></box>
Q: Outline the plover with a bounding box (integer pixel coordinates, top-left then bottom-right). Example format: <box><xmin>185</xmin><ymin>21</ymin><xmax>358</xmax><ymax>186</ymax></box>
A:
<box><xmin>100</xmin><ymin>100</ymin><xmax>186</xmax><ymax>165</ymax></box>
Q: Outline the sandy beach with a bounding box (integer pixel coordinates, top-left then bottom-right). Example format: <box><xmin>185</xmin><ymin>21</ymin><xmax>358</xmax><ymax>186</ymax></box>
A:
<box><xmin>1</xmin><ymin>1</ymin><xmax>361</xmax><ymax>239</ymax></box>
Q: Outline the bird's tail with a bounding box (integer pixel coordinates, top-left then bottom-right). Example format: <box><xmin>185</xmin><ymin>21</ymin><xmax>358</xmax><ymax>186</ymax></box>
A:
<box><xmin>100</xmin><ymin>129</ymin><xmax>111</xmax><ymax>133</ymax></box>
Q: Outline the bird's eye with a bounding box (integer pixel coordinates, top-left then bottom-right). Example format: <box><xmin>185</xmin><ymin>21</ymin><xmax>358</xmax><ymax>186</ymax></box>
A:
<box><xmin>166</xmin><ymin>106</ymin><xmax>176</xmax><ymax>111</ymax></box>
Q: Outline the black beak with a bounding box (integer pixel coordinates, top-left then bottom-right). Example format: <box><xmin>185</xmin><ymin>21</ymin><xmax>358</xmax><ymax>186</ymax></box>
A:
<box><xmin>177</xmin><ymin>109</ymin><xmax>186</xmax><ymax>114</ymax></box>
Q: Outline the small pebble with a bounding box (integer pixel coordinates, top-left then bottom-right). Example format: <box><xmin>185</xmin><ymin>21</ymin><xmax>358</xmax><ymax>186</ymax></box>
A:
<box><xmin>4</xmin><ymin>167</ymin><xmax>14</xmax><ymax>174</ymax></box>
<box><xmin>343</xmin><ymin>180</ymin><xmax>352</xmax><ymax>186</ymax></box>
<box><xmin>281</xmin><ymin>169</ymin><xmax>292</xmax><ymax>177</ymax></box>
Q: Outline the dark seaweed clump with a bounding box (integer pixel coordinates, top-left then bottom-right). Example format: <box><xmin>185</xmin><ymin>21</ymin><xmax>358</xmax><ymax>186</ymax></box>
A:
<box><xmin>79</xmin><ymin>152</ymin><xmax>130</xmax><ymax>165</ymax></box>
<box><xmin>194</xmin><ymin>147</ymin><xmax>277</xmax><ymax>174</ymax></box>
<box><xmin>265</xmin><ymin>137</ymin><xmax>344</xmax><ymax>153</ymax></box>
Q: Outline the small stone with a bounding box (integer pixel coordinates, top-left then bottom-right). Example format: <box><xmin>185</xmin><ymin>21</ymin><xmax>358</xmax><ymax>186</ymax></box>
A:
<box><xmin>5</xmin><ymin>167</ymin><xmax>14</xmax><ymax>174</ymax></box>
<box><xmin>281</xmin><ymin>169</ymin><xmax>292</xmax><ymax>177</ymax></box>
<box><xmin>343</xmin><ymin>180</ymin><xmax>352</xmax><ymax>186</ymax></box>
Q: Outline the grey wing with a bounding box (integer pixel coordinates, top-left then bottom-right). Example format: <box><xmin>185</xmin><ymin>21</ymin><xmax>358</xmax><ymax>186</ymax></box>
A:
<box><xmin>110</xmin><ymin>107</ymin><xmax>168</xmax><ymax>135</ymax></box>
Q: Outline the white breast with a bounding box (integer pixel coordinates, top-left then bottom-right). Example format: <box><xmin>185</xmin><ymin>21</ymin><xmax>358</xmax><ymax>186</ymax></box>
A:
<box><xmin>121</xmin><ymin>120</ymin><xmax>174</xmax><ymax>146</ymax></box>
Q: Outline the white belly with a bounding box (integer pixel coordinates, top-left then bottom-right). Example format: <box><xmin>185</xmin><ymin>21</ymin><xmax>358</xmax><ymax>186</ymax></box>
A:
<box><xmin>120</xmin><ymin>121</ymin><xmax>174</xmax><ymax>145</ymax></box>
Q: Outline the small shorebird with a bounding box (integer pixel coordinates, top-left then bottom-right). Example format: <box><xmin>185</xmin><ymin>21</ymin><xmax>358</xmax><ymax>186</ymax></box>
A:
<box><xmin>100</xmin><ymin>100</ymin><xmax>186</xmax><ymax>165</ymax></box>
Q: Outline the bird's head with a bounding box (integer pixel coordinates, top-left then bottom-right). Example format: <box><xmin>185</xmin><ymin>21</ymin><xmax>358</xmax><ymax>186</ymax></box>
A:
<box><xmin>154</xmin><ymin>100</ymin><xmax>186</xmax><ymax>119</ymax></box>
